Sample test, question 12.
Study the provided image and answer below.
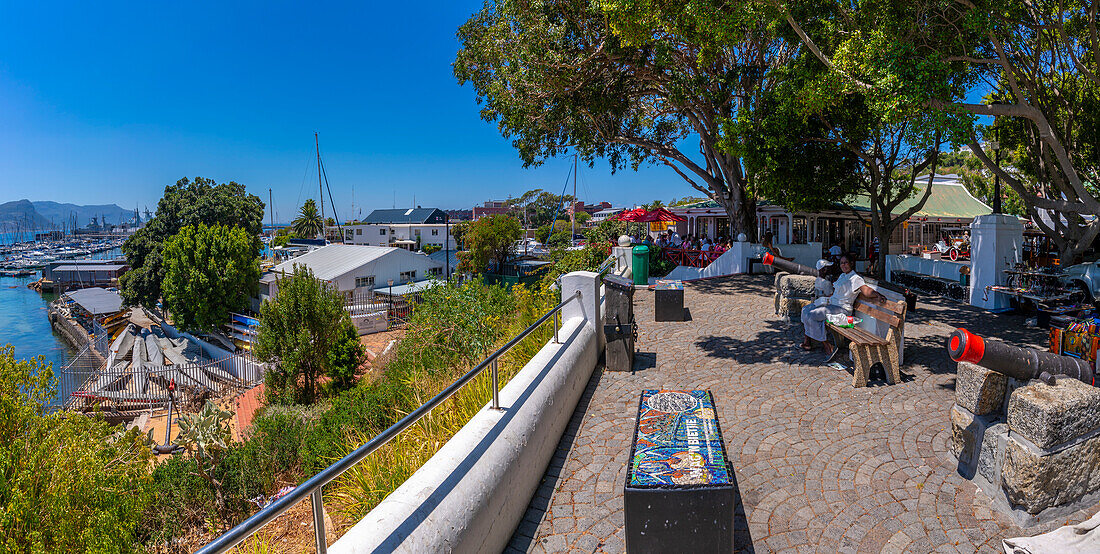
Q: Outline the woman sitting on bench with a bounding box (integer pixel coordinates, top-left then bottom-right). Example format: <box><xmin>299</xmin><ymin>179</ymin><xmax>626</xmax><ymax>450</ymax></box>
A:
<box><xmin>800</xmin><ymin>254</ymin><xmax>886</xmax><ymax>356</ymax></box>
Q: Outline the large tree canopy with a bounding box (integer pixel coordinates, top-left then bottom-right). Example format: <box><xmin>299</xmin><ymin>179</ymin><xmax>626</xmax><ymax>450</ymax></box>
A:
<box><xmin>120</xmin><ymin>177</ymin><xmax>264</xmax><ymax>308</ymax></box>
<box><xmin>161</xmin><ymin>223</ymin><xmax>260</xmax><ymax>332</ymax></box>
<box><xmin>783</xmin><ymin>0</ymin><xmax>1100</xmax><ymax>261</ymax></box>
<box><xmin>455</xmin><ymin>0</ymin><xmax>804</xmax><ymax>241</ymax></box>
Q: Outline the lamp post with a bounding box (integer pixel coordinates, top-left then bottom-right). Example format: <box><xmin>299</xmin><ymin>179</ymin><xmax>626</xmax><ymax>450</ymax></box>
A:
<box><xmin>388</xmin><ymin>279</ymin><xmax>394</xmax><ymax>323</ymax></box>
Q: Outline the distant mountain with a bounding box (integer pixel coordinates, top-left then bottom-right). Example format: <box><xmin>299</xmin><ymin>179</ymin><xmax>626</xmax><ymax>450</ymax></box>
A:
<box><xmin>0</xmin><ymin>200</ymin><xmax>51</xmax><ymax>231</ymax></box>
<box><xmin>32</xmin><ymin>201</ymin><xmax>140</xmax><ymax>228</ymax></box>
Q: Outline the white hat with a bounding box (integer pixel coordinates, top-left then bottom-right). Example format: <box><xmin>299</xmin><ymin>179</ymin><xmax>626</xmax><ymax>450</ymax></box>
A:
<box><xmin>816</xmin><ymin>259</ymin><xmax>833</xmax><ymax>270</ymax></box>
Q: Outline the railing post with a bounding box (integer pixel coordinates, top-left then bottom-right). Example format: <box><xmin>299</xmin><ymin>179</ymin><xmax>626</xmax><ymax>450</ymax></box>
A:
<box><xmin>312</xmin><ymin>486</ymin><xmax>327</xmax><ymax>554</ymax></box>
<box><xmin>490</xmin><ymin>358</ymin><xmax>500</xmax><ymax>410</ymax></box>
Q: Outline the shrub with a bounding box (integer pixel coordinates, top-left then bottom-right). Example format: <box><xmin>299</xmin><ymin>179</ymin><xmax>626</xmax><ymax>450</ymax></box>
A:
<box><xmin>0</xmin><ymin>347</ymin><xmax>152</xmax><ymax>553</ymax></box>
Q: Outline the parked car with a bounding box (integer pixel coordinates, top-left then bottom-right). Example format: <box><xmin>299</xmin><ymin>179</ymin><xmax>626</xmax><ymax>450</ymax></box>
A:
<box><xmin>1061</xmin><ymin>260</ymin><xmax>1100</xmax><ymax>300</ymax></box>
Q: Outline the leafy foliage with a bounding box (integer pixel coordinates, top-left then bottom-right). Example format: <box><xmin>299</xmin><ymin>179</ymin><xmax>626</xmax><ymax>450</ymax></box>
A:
<box><xmin>293</xmin><ymin>199</ymin><xmax>325</xmax><ymax>239</ymax></box>
<box><xmin>162</xmin><ymin>223</ymin><xmax>260</xmax><ymax>331</ymax></box>
<box><xmin>456</xmin><ymin>215</ymin><xmax>522</xmax><ymax>273</ymax></box>
<box><xmin>120</xmin><ymin>177</ymin><xmax>264</xmax><ymax>308</ymax></box>
<box><xmin>175</xmin><ymin>401</ymin><xmax>234</xmax><ymax>525</ymax></box>
<box><xmin>454</xmin><ymin>0</ymin><xmax>802</xmax><ymax>240</ymax></box>
<box><xmin>0</xmin><ymin>347</ymin><xmax>151</xmax><ymax>553</ymax></box>
<box><xmin>254</xmin><ymin>265</ymin><xmax>365</xmax><ymax>404</ymax></box>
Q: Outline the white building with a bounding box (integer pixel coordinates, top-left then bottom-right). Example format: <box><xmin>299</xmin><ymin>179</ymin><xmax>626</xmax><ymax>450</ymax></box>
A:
<box><xmin>258</xmin><ymin>244</ymin><xmax>444</xmax><ymax>305</ymax></box>
<box><xmin>342</xmin><ymin>208</ymin><xmax>457</xmax><ymax>251</ymax></box>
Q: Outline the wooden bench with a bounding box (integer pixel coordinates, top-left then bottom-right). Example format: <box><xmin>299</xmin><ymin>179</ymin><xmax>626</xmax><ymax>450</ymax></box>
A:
<box><xmin>827</xmin><ymin>298</ymin><xmax>907</xmax><ymax>387</ymax></box>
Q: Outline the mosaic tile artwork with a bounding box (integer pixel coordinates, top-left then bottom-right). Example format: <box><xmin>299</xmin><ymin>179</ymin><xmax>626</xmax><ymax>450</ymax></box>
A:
<box><xmin>629</xmin><ymin>389</ymin><xmax>731</xmax><ymax>487</ymax></box>
<box><xmin>655</xmin><ymin>280</ymin><xmax>684</xmax><ymax>291</ymax></box>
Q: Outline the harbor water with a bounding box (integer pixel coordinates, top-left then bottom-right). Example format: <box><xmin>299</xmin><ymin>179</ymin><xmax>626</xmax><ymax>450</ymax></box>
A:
<box><xmin>0</xmin><ymin>245</ymin><xmax>124</xmax><ymax>372</ymax></box>
<box><xmin>0</xmin><ymin>273</ymin><xmax>73</xmax><ymax>369</ymax></box>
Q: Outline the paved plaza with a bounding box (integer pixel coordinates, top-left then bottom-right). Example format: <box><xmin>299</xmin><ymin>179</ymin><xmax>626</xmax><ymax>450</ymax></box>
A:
<box><xmin>507</xmin><ymin>274</ymin><xmax>1099</xmax><ymax>553</ymax></box>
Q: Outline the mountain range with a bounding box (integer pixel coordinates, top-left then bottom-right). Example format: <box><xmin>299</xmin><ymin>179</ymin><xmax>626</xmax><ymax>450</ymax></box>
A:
<box><xmin>0</xmin><ymin>199</ymin><xmax>140</xmax><ymax>231</ymax></box>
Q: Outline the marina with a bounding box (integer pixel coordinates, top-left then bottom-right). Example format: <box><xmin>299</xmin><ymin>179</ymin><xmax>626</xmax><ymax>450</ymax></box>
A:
<box><xmin>0</xmin><ymin>235</ymin><xmax>127</xmax><ymax>271</ymax></box>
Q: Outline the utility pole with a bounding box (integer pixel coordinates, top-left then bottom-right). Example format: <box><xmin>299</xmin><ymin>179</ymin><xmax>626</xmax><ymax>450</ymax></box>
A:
<box><xmin>316</xmin><ymin>132</ymin><xmax>325</xmax><ymax>237</ymax></box>
<box><xmin>444</xmin><ymin>211</ymin><xmax>450</xmax><ymax>279</ymax></box>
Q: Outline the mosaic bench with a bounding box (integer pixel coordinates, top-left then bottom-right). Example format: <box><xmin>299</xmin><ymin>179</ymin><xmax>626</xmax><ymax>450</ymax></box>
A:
<box><xmin>625</xmin><ymin>389</ymin><xmax>734</xmax><ymax>552</ymax></box>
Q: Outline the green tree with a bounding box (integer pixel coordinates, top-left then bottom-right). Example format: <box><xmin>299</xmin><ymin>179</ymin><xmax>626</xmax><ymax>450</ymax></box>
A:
<box><xmin>455</xmin><ymin>0</ymin><xmax>800</xmax><ymax>241</ymax></box>
<box><xmin>293</xmin><ymin>199</ymin><xmax>325</xmax><ymax>239</ymax></box>
<box><xmin>456</xmin><ymin>215</ymin><xmax>522</xmax><ymax>273</ymax></box>
<box><xmin>120</xmin><ymin>177</ymin><xmax>264</xmax><ymax>308</ymax></box>
<box><xmin>162</xmin><ymin>223</ymin><xmax>260</xmax><ymax>331</ymax></box>
<box><xmin>928</xmin><ymin>150</ymin><xmax>1026</xmax><ymax>216</ymax></box>
<box><xmin>0</xmin><ymin>347</ymin><xmax>152</xmax><ymax>553</ymax></box>
<box><xmin>254</xmin><ymin>265</ymin><xmax>366</xmax><ymax>404</ymax></box>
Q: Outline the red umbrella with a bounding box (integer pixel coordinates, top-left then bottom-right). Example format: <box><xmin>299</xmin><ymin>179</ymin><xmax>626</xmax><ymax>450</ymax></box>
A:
<box><xmin>637</xmin><ymin>207</ymin><xmax>686</xmax><ymax>222</ymax></box>
<box><xmin>612</xmin><ymin>208</ymin><xmax>647</xmax><ymax>222</ymax></box>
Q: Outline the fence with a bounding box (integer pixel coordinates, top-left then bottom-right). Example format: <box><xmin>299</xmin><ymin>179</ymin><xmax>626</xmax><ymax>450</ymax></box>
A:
<box><xmin>660</xmin><ymin>247</ymin><xmax>724</xmax><ymax>268</ymax></box>
<box><xmin>57</xmin><ymin>351</ymin><xmax>263</xmax><ymax>414</ymax></box>
<box><xmin>345</xmin><ymin>289</ymin><xmax>427</xmax><ymax>329</ymax></box>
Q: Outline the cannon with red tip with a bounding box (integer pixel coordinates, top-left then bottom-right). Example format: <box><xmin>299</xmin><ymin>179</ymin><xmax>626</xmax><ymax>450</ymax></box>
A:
<box><xmin>946</xmin><ymin>328</ymin><xmax>1096</xmax><ymax>386</ymax></box>
<box><xmin>761</xmin><ymin>252</ymin><xmax>819</xmax><ymax>277</ymax></box>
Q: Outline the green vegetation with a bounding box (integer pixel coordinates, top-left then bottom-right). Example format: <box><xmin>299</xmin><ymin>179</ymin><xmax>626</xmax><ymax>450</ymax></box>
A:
<box><xmin>121</xmin><ymin>176</ymin><xmax>264</xmax><ymax>308</ymax></box>
<box><xmin>292</xmin><ymin>199</ymin><xmax>325</xmax><ymax>239</ymax></box>
<box><xmin>0</xmin><ymin>347</ymin><xmax>151</xmax><ymax>553</ymax></box>
<box><xmin>254</xmin><ymin>265</ymin><xmax>366</xmax><ymax>405</ymax></box>
<box><xmin>162</xmin><ymin>223</ymin><xmax>261</xmax><ymax>331</ymax></box>
<box><xmin>456</xmin><ymin>215</ymin><xmax>522</xmax><ymax>273</ymax></box>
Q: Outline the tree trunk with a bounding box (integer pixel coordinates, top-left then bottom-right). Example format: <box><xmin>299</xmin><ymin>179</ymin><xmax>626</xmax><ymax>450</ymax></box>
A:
<box><xmin>717</xmin><ymin>187</ymin><xmax>757</xmax><ymax>242</ymax></box>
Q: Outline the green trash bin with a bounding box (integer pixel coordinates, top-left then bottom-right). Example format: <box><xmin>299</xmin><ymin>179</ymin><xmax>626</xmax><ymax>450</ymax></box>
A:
<box><xmin>632</xmin><ymin>245</ymin><xmax>650</xmax><ymax>286</ymax></box>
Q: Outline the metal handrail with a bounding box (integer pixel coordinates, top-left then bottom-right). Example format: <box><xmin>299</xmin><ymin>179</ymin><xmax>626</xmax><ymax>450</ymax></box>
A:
<box><xmin>195</xmin><ymin>290</ymin><xmax>584</xmax><ymax>554</ymax></box>
<box><xmin>596</xmin><ymin>254</ymin><xmax>616</xmax><ymax>277</ymax></box>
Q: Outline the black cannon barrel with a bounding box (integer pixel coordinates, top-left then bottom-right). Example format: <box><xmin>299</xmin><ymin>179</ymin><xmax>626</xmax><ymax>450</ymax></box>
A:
<box><xmin>761</xmin><ymin>252</ymin><xmax>819</xmax><ymax>277</ymax></box>
<box><xmin>946</xmin><ymin>328</ymin><xmax>1095</xmax><ymax>386</ymax></box>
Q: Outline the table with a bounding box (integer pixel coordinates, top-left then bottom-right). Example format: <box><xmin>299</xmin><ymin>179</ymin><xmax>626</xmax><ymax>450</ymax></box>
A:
<box><xmin>625</xmin><ymin>389</ymin><xmax>734</xmax><ymax>552</ymax></box>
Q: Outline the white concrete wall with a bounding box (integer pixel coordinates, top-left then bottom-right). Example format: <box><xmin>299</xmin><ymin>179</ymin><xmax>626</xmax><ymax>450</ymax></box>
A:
<box><xmin>345</xmin><ymin>223</ymin><xmax>457</xmax><ymax>250</ymax></box>
<box><xmin>330</xmin><ymin>272</ymin><xmax>601</xmax><ymax>554</ymax></box>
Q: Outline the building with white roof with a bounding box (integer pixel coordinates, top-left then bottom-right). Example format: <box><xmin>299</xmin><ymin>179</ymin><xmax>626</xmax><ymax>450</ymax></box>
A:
<box><xmin>258</xmin><ymin>244</ymin><xmax>444</xmax><ymax>306</ymax></box>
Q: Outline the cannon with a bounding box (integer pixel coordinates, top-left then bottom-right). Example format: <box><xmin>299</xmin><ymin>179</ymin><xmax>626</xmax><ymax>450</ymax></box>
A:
<box><xmin>761</xmin><ymin>252</ymin><xmax>818</xmax><ymax>277</ymax></box>
<box><xmin>946</xmin><ymin>328</ymin><xmax>1096</xmax><ymax>386</ymax></box>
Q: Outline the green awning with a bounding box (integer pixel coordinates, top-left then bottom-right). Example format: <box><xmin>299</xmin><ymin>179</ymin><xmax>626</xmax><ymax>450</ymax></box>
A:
<box><xmin>846</xmin><ymin>181</ymin><xmax>991</xmax><ymax>219</ymax></box>
<box><xmin>674</xmin><ymin>177</ymin><xmax>991</xmax><ymax>220</ymax></box>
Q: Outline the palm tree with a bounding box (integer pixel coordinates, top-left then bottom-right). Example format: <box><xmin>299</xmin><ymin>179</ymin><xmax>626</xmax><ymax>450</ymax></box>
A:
<box><xmin>293</xmin><ymin>199</ymin><xmax>324</xmax><ymax>239</ymax></box>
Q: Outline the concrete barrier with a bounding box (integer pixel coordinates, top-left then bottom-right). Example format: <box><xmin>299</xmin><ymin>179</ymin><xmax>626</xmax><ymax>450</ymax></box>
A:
<box><xmin>330</xmin><ymin>272</ymin><xmax>602</xmax><ymax>553</ymax></box>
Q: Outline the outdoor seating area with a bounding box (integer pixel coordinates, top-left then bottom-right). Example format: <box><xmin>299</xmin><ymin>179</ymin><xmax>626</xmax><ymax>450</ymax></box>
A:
<box><xmin>506</xmin><ymin>274</ymin><xmax>1099</xmax><ymax>553</ymax></box>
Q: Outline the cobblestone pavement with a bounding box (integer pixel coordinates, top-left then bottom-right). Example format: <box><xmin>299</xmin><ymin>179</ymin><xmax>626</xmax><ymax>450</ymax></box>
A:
<box><xmin>507</xmin><ymin>274</ymin><xmax>1099</xmax><ymax>553</ymax></box>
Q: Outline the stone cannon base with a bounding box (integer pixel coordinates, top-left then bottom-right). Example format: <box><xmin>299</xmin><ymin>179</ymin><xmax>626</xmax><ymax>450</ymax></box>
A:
<box><xmin>950</xmin><ymin>361</ymin><xmax>1100</xmax><ymax>526</ymax></box>
<box><xmin>773</xmin><ymin>272</ymin><xmax>816</xmax><ymax>322</ymax></box>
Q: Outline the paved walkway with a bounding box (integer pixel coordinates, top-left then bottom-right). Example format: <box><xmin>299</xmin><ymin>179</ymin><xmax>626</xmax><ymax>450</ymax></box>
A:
<box><xmin>507</xmin><ymin>274</ymin><xmax>1098</xmax><ymax>553</ymax></box>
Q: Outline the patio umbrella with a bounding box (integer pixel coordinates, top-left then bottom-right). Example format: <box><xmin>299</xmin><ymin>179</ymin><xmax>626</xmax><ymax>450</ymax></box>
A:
<box><xmin>637</xmin><ymin>207</ymin><xmax>686</xmax><ymax>222</ymax></box>
<box><xmin>613</xmin><ymin>208</ymin><xmax>648</xmax><ymax>222</ymax></box>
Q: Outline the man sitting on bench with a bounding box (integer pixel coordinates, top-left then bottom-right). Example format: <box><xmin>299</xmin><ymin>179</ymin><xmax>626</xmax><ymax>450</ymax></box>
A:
<box><xmin>800</xmin><ymin>254</ymin><xmax>887</xmax><ymax>357</ymax></box>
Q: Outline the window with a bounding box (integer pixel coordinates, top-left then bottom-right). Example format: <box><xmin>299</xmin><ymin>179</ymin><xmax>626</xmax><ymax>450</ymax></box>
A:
<box><xmin>414</xmin><ymin>229</ymin><xmax>421</xmax><ymax>236</ymax></box>
<box><xmin>355</xmin><ymin>276</ymin><xmax>375</xmax><ymax>289</ymax></box>
<box><xmin>356</xmin><ymin>228</ymin><xmax>362</xmax><ymax>235</ymax></box>
<box><xmin>399</xmin><ymin>270</ymin><xmax>416</xmax><ymax>281</ymax></box>
<box><xmin>429</xmin><ymin>267</ymin><xmax>443</xmax><ymax>276</ymax></box>
<box><xmin>380</xmin><ymin>229</ymin><xmax>386</xmax><ymax>235</ymax></box>
<box><xmin>431</xmin><ymin>229</ymin><xmax>439</xmax><ymax>236</ymax></box>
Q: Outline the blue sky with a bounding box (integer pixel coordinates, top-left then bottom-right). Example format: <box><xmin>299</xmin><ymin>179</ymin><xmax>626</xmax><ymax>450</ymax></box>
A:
<box><xmin>0</xmin><ymin>1</ymin><xmax>687</xmax><ymax>223</ymax></box>
<box><xmin>0</xmin><ymin>2</ymin><xmax>990</xmax><ymax>223</ymax></box>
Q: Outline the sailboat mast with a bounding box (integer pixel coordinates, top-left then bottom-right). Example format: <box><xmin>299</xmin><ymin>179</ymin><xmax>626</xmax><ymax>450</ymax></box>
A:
<box><xmin>315</xmin><ymin>132</ymin><xmax>325</xmax><ymax>228</ymax></box>
<box><xmin>269</xmin><ymin>188</ymin><xmax>274</xmax><ymax>237</ymax></box>
<box><xmin>571</xmin><ymin>151</ymin><xmax>577</xmax><ymax>241</ymax></box>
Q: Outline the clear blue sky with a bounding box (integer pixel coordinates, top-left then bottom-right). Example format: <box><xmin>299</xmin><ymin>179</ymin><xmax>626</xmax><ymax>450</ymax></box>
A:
<box><xmin>0</xmin><ymin>1</ymin><xmax>690</xmax><ymax>223</ymax></box>
<box><xmin>0</xmin><ymin>2</ymin><xmax>990</xmax><ymax>223</ymax></box>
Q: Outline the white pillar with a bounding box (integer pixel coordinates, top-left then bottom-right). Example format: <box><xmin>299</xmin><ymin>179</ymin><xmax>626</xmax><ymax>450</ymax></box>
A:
<box><xmin>561</xmin><ymin>271</ymin><xmax>601</xmax><ymax>328</ymax></box>
<box><xmin>968</xmin><ymin>214</ymin><xmax>1024</xmax><ymax>310</ymax></box>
